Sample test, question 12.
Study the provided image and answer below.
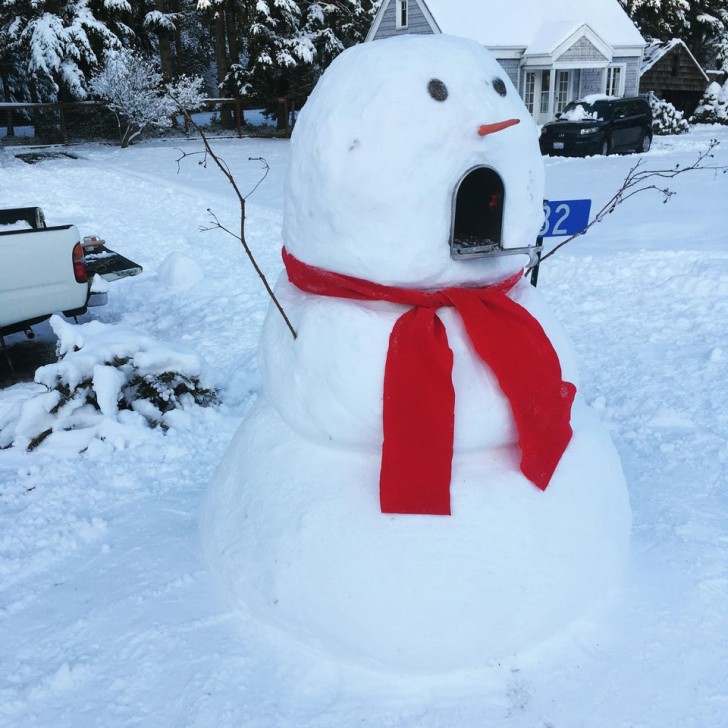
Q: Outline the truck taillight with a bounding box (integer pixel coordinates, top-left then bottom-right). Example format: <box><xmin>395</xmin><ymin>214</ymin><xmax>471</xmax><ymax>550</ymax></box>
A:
<box><xmin>72</xmin><ymin>242</ymin><xmax>88</xmax><ymax>283</ymax></box>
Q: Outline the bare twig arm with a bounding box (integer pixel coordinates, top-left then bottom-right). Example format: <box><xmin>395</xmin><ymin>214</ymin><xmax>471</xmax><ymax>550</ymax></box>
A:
<box><xmin>535</xmin><ymin>139</ymin><xmax>727</xmax><ymax>266</ymax></box>
<box><xmin>173</xmin><ymin>106</ymin><xmax>298</xmax><ymax>339</ymax></box>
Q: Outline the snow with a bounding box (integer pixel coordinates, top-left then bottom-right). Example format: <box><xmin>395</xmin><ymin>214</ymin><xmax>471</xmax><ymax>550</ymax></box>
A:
<box><xmin>559</xmin><ymin>104</ymin><xmax>598</xmax><ymax>121</ymax></box>
<box><xmin>419</xmin><ymin>0</ymin><xmax>645</xmax><ymax>49</ymax></box>
<box><xmin>0</xmin><ymin>221</ymin><xmax>33</xmax><ymax>231</ymax></box>
<box><xmin>0</xmin><ymin>315</ymin><xmax>217</xmax><ymax>451</ymax></box>
<box><xmin>284</xmin><ymin>35</ymin><xmax>544</xmax><ymax>286</ymax></box>
<box><xmin>203</xmin><ymin>34</ymin><xmax>630</xmax><ymax>671</ymax></box>
<box><xmin>524</xmin><ymin>19</ymin><xmax>584</xmax><ymax>55</ymax></box>
<box><xmin>1</xmin><ymin>91</ymin><xmax>728</xmax><ymax>728</ymax></box>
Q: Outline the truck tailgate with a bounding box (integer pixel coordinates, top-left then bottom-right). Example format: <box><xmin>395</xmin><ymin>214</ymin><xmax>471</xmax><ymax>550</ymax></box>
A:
<box><xmin>84</xmin><ymin>246</ymin><xmax>143</xmax><ymax>281</ymax></box>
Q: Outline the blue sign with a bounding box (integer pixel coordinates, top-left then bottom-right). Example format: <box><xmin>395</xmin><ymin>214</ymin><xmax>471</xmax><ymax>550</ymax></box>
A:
<box><xmin>540</xmin><ymin>199</ymin><xmax>592</xmax><ymax>238</ymax></box>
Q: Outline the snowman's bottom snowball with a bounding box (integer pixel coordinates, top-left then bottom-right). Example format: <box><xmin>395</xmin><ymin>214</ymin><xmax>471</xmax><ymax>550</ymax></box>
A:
<box><xmin>201</xmin><ymin>398</ymin><xmax>630</xmax><ymax>672</ymax></box>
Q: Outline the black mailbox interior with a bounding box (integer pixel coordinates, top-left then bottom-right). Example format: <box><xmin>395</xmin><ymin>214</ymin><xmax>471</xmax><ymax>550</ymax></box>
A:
<box><xmin>451</xmin><ymin>167</ymin><xmax>504</xmax><ymax>258</ymax></box>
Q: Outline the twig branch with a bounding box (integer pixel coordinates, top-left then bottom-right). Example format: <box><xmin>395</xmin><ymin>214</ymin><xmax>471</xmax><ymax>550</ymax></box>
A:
<box><xmin>535</xmin><ymin>139</ymin><xmax>727</xmax><ymax>266</ymax></box>
<box><xmin>172</xmin><ymin>106</ymin><xmax>297</xmax><ymax>339</ymax></box>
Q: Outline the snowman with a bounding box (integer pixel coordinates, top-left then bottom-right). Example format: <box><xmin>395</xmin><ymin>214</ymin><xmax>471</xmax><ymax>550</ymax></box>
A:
<box><xmin>202</xmin><ymin>34</ymin><xmax>631</xmax><ymax>672</ymax></box>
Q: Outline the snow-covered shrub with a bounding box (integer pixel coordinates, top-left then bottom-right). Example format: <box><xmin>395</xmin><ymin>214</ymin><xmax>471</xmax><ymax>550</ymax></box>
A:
<box><xmin>648</xmin><ymin>93</ymin><xmax>690</xmax><ymax>135</ymax></box>
<box><xmin>690</xmin><ymin>81</ymin><xmax>728</xmax><ymax>125</ymax></box>
<box><xmin>90</xmin><ymin>49</ymin><xmax>205</xmax><ymax>147</ymax></box>
<box><xmin>0</xmin><ymin>316</ymin><xmax>218</xmax><ymax>452</ymax></box>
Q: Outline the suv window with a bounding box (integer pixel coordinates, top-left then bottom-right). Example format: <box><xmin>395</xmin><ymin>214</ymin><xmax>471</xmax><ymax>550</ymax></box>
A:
<box><xmin>562</xmin><ymin>99</ymin><xmax>613</xmax><ymax>121</ymax></box>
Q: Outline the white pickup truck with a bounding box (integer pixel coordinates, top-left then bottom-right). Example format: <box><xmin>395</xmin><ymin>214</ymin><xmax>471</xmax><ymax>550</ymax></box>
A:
<box><xmin>0</xmin><ymin>206</ymin><xmax>141</xmax><ymax>338</ymax></box>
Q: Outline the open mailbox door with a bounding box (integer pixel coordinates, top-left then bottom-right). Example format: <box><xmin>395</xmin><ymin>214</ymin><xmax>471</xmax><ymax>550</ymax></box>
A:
<box><xmin>450</xmin><ymin>166</ymin><xmax>541</xmax><ymax>265</ymax></box>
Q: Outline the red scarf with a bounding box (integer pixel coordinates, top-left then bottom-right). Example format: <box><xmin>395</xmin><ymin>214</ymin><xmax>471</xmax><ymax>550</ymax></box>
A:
<box><xmin>282</xmin><ymin>248</ymin><xmax>576</xmax><ymax>516</ymax></box>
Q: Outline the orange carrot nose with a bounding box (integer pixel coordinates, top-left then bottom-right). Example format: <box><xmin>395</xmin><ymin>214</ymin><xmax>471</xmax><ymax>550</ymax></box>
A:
<box><xmin>478</xmin><ymin>118</ymin><xmax>520</xmax><ymax>136</ymax></box>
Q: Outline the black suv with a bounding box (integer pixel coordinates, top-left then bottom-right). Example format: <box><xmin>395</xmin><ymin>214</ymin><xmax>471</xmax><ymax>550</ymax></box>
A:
<box><xmin>539</xmin><ymin>96</ymin><xmax>652</xmax><ymax>157</ymax></box>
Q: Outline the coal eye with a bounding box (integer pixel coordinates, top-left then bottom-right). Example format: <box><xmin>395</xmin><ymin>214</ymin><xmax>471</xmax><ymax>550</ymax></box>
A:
<box><xmin>428</xmin><ymin>78</ymin><xmax>448</xmax><ymax>102</ymax></box>
<box><xmin>493</xmin><ymin>77</ymin><xmax>507</xmax><ymax>97</ymax></box>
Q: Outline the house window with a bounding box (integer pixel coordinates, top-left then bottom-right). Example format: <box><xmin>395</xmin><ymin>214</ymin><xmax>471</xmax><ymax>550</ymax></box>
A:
<box><xmin>524</xmin><ymin>72</ymin><xmax>536</xmax><ymax>113</ymax></box>
<box><xmin>606</xmin><ymin>66</ymin><xmax>623</xmax><ymax>96</ymax></box>
<box><xmin>540</xmin><ymin>70</ymin><xmax>551</xmax><ymax>115</ymax></box>
<box><xmin>555</xmin><ymin>71</ymin><xmax>570</xmax><ymax>114</ymax></box>
<box><xmin>396</xmin><ymin>0</ymin><xmax>408</xmax><ymax>28</ymax></box>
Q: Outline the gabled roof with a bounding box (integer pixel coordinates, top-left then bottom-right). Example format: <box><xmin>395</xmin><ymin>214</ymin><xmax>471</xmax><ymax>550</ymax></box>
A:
<box><xmin>641</xmin><ymin>38</ymin><xmax>709</xmax><ymax>81</ymax></box>
<box><xmin>414</xmin><ymin>0</ymin><xmax>644</xmax><ymax>49</ymax></box>
<box><xmin>525</xmin><ymin>21</ymin><xmax>612</xmax><ymax>60</ymax></box>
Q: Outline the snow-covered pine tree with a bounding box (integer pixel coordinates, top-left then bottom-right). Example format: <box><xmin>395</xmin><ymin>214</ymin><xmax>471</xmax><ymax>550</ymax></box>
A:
<box><xmin>221</xmin><ymin>1</ymin><xmax>377</xmax><ymax>128</ymax></box>
<box><xmin>687</xmin><ymin>1</ymin><xmax>728</xmax><ymax>70</ymax></box>
<box><xmin>1</xmin><ymin>0</ymin><xmax>131</xmax><ymax>102</ymax></box>
<box><xmin>302</xmin><ymin>1</ymin><xmax>379</xmax><ymax>68</ymax></box>
<box><xmin>619</xmin><ymin>0</ymin><xmax>689</xmax><ymax>43</ymax></box>
<box><xmin>690</xmin><ymin>79</ymin><xmax>728</xmax><ymax>123</ymax></box>
<box><xmin>128</xmin><ymin>0</ymin><xmax>210</xmax><ymax>81</ymax></box>
<box><xmin>620</xmin><ymin>0</ymin><xmax>728</xmax><ymax>69</ymax></box>
<box><xmin>195</xmin><ymin>0</ymin><xmax>248</xmax><ymax>128</ymax></box>
<box><xmin>141</xmin><ymin>0</ymin><xmax>179</xmax><ymax>79</ymax></box>
<box><xmin>0</xmin><ymin>19</ymin><xmax>27</xmax><ymax>106</ymax></box>
<box><xmin>236</xmin><ymin>0</ymin><xmax>314</xmax><ymax>96</ymax></box>
<box><xmin>648</xmin><ymin>92</ymin><xmax>690</xmax><ymax>133</ymax></box>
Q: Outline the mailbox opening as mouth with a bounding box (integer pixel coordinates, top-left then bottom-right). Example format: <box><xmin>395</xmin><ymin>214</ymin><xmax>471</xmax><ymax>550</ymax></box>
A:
<box><xmin>451</xmin><ymin>167</ymin><xmax>504</xmax><ymax>258</ymax></box>
<box><xmin>450</xmin><ymin>166</ymin><xmax>541</xmax><ymax>262</ymax></box>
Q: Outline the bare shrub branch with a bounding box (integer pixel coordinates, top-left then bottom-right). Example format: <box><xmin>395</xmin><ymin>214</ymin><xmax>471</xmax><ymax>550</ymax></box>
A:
<box><xmin>535</xmin><ymin>139</ymin><xmax>728</xmax><ymax>267</ymax></box>
<box><xmin>172</xmin><ymin>106</ymin><xmax>297</xmax><ymax>340</ymax></box>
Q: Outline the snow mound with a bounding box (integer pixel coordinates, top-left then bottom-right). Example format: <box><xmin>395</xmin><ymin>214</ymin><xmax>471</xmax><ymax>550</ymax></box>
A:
<box><xmin>0</xmin><ymin>316</ymin><xmax>218</xmax><ymax>451</ymax></box>
<box><xmin>158</xmin><ymin>252</ymin><xmax>204</xmax><ymax>292</ymax></box>
<box><xmin>560</xmin><ymin>104</ymin><xmax>598</xmax><ymax>122</ymax></box>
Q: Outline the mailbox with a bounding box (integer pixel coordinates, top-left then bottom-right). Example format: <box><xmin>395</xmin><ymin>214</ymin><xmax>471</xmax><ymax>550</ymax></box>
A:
<box><xmin>450</xmin><ymin>165</ymin><xmax>541</xmax><ymax>264</ymax></box>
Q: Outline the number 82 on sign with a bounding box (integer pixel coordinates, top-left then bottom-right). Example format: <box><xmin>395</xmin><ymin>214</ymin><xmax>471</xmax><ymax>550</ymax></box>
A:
<box><xmin>539</xmin><ymin>199</ymin><xmax>592</xmax><ymax>238</ymax></box>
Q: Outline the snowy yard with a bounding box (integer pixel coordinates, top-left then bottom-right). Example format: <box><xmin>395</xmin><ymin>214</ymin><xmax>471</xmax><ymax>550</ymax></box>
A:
<box><xmin>1</xmin><ymin>125</ymin><xmax>727</xmax><ymax>727</ymax></box>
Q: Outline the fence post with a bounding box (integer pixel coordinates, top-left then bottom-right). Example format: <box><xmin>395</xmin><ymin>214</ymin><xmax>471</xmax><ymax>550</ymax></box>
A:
<box><xmin>235</xmin><ymin>98</ymin><xmax>242</xmax><ymax>137</ymax></box>
<box><xmin>59</xmin><ymin>103</ymin><xmax>68</xmax><ymax>144</ymax></box>
<box><xmin>5</xmin><ymin>107</ymin><xmax>15</xmax><ymax>137</ymax></box>
<box><xmin>276</xmin><ymin>97</ymin><xmax>288</xmax><ymax>133</ymax></box>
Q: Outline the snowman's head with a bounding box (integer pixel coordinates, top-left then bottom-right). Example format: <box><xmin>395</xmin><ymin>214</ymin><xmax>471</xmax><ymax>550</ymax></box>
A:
<box><xmin>283</xmin><ymin>34</ymin><xmax>545</xmax><ymax>288</ymax></box>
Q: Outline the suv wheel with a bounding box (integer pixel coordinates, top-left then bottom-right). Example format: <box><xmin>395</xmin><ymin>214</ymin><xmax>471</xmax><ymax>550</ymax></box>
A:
<box><xmin>638</xmin><ymin>133</ymin><xmax>652</xmax><ymax>153</ymax></box>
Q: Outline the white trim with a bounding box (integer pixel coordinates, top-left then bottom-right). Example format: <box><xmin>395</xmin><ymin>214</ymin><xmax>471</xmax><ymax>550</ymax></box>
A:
<box><xmin>415</xmin><ymin>0</ymin><xmax>443</xmax><ymax>34</ymax></box>
<box><xmin>364</xmin><ymin>0</ymin><xmax>391</xmax><ymax>41</ymax></box>
<box><xmin>366</xmin><ymin>0</ymin><xmax>441</xmax><ymax>41</ymax></box>
<box><xmin>486</xmin><ymin>47</ymin><xmax>526</xmax><ymax>60</ymax></box>
<box><xmin>521</xmin><ymin>68</ymin><xmax>555</xmax><ymax>123</ymax></box>
<box><xmin>552</xmin><ymin>24</ymin><xmax>613</xmax><ymax>62</ymax></box>
<box><xmin>605</xmin><ymin>63</ymin><xmax>626</xmax><ymax>96</ymax></box>
<box><xmin>396</xmin><ymin>0</ymin><xmax>409</xmax><ymax>29</ymax></box>
<box><xmin>521</xmin><ymin>56</ymin><xmax>610</xmax><ymax>70</ymax></box>
<box><xmin>552</xmin><ymin>60</ymin><xmax>610</xmax><ymax>70</ymax></box>
<box><xmin>611</xmin><ymin>46</ymin><xmax>646</xmax><ymax>57</ymax></box>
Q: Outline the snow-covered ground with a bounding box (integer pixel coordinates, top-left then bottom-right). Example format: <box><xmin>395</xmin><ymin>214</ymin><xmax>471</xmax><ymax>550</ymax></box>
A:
<box><xmin>0</xmin><ymin>126</ymin><xmax>727</xmax><ymax>727</ymax></box>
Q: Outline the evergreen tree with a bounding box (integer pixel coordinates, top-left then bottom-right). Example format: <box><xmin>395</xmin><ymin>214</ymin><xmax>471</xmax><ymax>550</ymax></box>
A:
<box><xmin>1</xmin><ymin>0</ymin><xmax>131</xmax><ymax>102</ymax></box>
<box><xmin>220</xmin><ymin>0</ymin><xmax>376</xmax><ymax>126</ymax></box>
<box><xmin>195</xmin><ymin>0</ymin><xmax>248</xmax><ymax>127</ymax></box>
<box><xmin>690</xmin><ymin>79</ymin><xmax>728</xmax><ymax>123</ymax></box>
<box><xmin>303</xmin><ymin>1</ymin><xmax>378</xmax><ymax>69</ymax></box>
<box><xmin>620</xmin><ymin>0</ymin><xmax>728</xmax><ymax>69</ymax></box>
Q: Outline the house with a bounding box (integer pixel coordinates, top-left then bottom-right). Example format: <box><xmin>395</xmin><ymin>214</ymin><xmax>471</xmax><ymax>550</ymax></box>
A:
<box><xmin>640</xmin><ymin>39</ymin><xmax>710</xmax><ymax>116</ymax></box>
<box><xmin>366</xmin><ymin>0</ymin><xmax>646</xmax><ymax>123</ymax></box>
